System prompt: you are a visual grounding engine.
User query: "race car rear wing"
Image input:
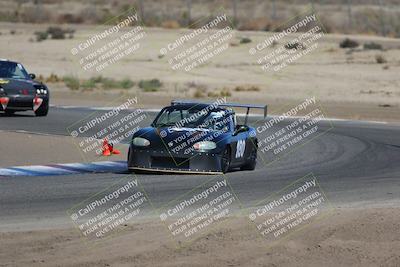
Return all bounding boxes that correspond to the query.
[171,100,267,125]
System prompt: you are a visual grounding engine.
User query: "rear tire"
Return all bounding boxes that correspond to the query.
[221,147,231,174]
[34,103,48,117]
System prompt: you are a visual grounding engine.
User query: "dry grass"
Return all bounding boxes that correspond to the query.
[375,54,387,64]
[161,20,181,29]
[234,85,261,92]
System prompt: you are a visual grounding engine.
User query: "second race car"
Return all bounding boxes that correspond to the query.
[128,100,267,174]
[0,59,49,116]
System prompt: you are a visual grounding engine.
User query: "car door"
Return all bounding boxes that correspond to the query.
[230,127,251,166]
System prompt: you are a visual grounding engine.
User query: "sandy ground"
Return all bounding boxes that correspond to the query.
[1,208,399,267]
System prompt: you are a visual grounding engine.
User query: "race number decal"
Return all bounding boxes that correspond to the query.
[236,139,246,158]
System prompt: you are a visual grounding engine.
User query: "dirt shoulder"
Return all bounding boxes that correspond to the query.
[1,207,399,267]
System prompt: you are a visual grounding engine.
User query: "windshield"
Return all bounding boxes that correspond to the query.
[0,61,30,79]
[153,106,232,131]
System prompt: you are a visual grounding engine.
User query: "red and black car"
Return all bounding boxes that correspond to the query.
[0,59,49,116]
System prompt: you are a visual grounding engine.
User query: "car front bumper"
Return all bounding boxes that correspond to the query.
[128,147,224,174]
[0,95,49,111]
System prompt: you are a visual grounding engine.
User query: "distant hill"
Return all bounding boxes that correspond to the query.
[1,0,400,37]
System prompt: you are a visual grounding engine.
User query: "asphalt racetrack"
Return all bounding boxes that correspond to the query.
[1,106,400,230]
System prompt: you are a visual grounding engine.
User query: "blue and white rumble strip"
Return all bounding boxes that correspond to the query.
[0,161,127,177]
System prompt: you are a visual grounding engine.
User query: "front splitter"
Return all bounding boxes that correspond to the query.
[128,167,223,175]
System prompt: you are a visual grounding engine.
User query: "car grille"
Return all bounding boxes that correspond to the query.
[151,156,189,170]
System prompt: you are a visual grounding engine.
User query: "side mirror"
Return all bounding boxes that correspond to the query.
[233,125,248,136]
[29,73,36,80]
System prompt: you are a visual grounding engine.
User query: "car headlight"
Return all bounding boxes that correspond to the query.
[36,89,47,94]
[132,137,150,147]
[193,141,216,151]
[35,85,48,95]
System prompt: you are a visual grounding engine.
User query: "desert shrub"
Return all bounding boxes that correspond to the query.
[285,42,304,50]
[379,104,392,107]
[46,73,61,83]
[375,54,387,64]
[187,82,208,97]
[180,11,191,27]
[207,91,219,97]
[64,76,135,90]
[85,76,133,89]
[63,76,80,90]
[47,27,75,39]
[193,88,205,98]
[234,85,260,92]
[208,88,232,97]
[90,76,104,83]
[47,27,66,39]
[66,30,75,39]
[34,31,48,42]
[325,47,337,53]
[363,42,383,50]
[161,20,181,29]
[37,74,45,82]
[34,27,74,42]
[119,78,134,89]
[138,79,162,92]
[81,79,96,89]
[234,86,246,92]
[101,78,119,88]
[340,38,359,48]
[240,37,252,44]
[220,88,232,97]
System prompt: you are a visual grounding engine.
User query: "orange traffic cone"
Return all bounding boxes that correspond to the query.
[102,139,111,156]
[108,142,121,155]
[112,145,121,155]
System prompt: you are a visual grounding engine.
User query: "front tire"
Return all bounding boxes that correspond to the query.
[4,109,15,116]
[221,147,231,174]
[34,103,48,117]
[240,147,257,171]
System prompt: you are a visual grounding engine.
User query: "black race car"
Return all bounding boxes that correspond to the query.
[128,100,267,174]
[0,59,49,116]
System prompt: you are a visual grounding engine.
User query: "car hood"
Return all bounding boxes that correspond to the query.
[133,127,230,150]
[0,78,40,95]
